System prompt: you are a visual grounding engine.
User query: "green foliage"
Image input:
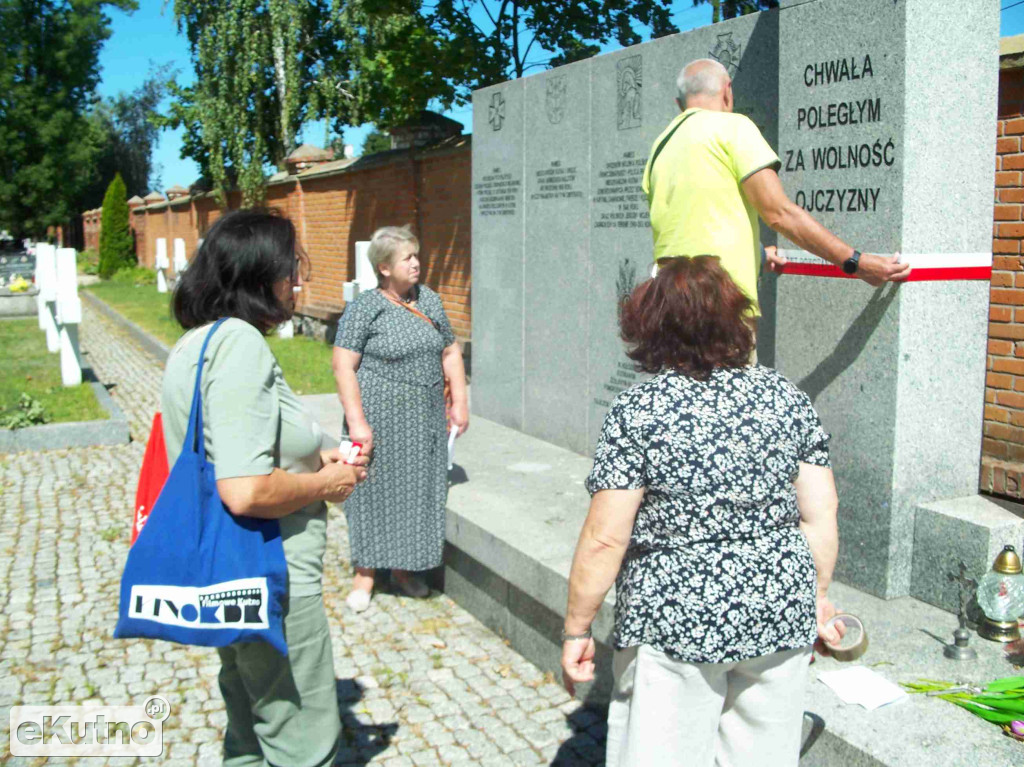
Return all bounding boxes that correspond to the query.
[79,66,171,207]
[109,266,156,286]
[427,1,679,96]
[85,282,184,347]
[361,130,392,156]
[0,394,49,430]
[903,677,1024,735]
[692,0,778,24]
[78,249,100,276]
[165,0,454,205]
[85,283,336,393]
[99,174,134,279]
[0,320,107,425]
[0,0,138,238]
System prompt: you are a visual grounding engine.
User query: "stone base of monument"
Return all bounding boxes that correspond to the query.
[444,418,1024,766]
[0,287,39,318]
[911,496,1024,615]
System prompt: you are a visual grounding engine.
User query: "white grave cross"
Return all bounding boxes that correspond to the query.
[54,247,83,386]
[155,238,169,293]
[35,243,59,353]
[173,238,188,275]
[343,240,378,302]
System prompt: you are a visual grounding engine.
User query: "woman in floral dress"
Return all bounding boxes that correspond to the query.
[561,256,842,767]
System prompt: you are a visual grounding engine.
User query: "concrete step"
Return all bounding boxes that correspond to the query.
[444,417,1024,766]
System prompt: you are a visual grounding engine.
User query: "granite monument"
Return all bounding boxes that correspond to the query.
[472,0,1014,602]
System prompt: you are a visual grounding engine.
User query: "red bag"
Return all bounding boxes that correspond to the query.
[132,412,169,545]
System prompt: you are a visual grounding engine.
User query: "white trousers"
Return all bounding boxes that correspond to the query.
[606,644,812,767]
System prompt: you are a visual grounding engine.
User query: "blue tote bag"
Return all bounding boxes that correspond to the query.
[114,319,289,655]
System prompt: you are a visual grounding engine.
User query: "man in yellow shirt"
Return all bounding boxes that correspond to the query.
[642,59,910,315]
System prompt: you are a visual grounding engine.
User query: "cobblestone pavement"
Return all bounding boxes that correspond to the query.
[0,303,607,766]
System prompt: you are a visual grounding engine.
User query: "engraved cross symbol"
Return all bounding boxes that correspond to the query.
[947,561,977,630]
[710,32,742,77]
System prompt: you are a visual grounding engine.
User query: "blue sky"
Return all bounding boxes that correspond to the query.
[97,1,1024,192]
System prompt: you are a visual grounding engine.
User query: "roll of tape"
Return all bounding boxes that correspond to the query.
[823,613,868,662]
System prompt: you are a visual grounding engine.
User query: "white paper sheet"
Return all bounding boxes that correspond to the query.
[817,666,907,711]
[447,428,458,470]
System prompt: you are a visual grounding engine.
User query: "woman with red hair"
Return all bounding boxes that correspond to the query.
[561,256,842,767]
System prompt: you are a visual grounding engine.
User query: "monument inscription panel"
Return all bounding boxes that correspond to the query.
[472,81,526,430]
[592,151,648,231]
[523,63,592,452]
[473,0,997,602]
[474,168,521,217]
[778,6,904,263]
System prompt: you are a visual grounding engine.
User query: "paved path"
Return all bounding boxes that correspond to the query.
[0,303,606,766]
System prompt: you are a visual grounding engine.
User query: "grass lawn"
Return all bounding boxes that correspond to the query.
[0,319,108,425]
[84,282,337,395]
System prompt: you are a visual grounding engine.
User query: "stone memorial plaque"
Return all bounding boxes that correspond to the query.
[472,80,526,430]
[0,252,35,283]
[772,0,907,596]
[777,0,903,265]
[472,0,998,602]
[770,0,996,596]
[587,15,777,449]
[523,64,592,452]
[586,42,671,450]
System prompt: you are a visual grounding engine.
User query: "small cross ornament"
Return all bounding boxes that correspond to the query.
[945,561,978,661]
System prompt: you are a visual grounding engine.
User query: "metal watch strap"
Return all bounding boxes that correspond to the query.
[561,628,592,642]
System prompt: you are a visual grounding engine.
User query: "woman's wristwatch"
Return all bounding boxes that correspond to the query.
[561,628,592,642]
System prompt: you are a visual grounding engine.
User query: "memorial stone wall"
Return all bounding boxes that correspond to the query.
[472,0,1002,601]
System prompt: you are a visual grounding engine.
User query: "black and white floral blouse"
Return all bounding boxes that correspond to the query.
[586,365,831,664]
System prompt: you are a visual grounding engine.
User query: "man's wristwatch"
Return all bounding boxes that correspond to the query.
[842,250,861,275]
[561,628,592,642]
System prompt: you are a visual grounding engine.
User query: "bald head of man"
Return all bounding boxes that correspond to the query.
[675,59,734,113]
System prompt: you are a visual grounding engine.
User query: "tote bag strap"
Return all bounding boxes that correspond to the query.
[183,318,229,460]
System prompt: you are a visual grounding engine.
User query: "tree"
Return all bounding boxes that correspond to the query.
[78,66,170,210]
[361,130,392,156]
[692,0,778,24]
[426,0,678,98]
[0,0,137,239]
[98,173,134,278]
[166,0,454,206]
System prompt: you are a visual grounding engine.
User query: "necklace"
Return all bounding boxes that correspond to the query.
[381,286,414,304]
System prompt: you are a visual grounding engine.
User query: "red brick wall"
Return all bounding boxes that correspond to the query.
[113,144,472,341]
[82,210,101,252]
[982,63,1024,495]
[418,149,472,338]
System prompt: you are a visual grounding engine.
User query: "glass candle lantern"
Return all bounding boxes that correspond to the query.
[976,545,1024,643]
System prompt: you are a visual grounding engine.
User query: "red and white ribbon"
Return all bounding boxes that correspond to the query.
[777,250,992,281]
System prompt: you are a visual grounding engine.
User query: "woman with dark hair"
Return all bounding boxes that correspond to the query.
[163,209,368,766]
[561,256,842,767]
